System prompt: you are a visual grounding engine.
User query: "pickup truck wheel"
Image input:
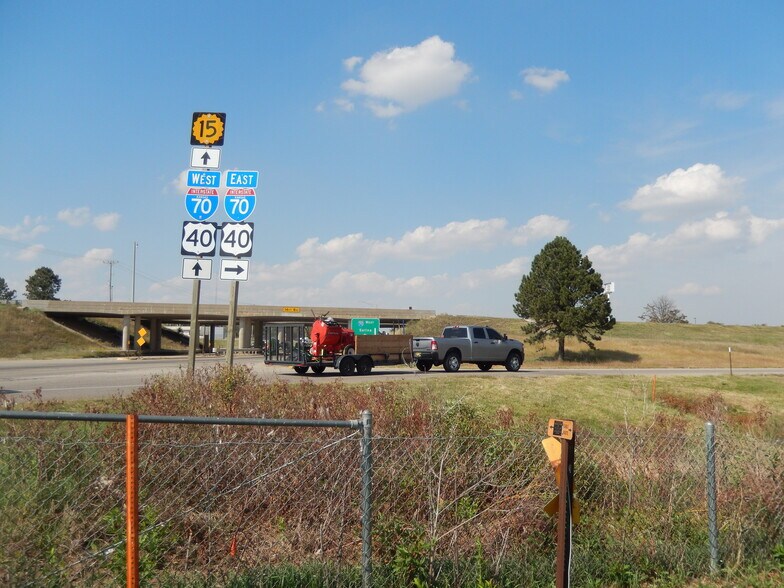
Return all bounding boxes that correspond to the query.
[311,365,326,374]
[505,351,522,372]
[415,360,433,372]
[338,356,356,376]
[293,366,309,375]
[443,351,461,373]
[477,362,492,371]
[357,356,373,375]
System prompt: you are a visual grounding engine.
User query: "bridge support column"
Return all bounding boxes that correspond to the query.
[209,325,216,352]
[253,320,263,349]
[122,315,131,351]
[133,316,142,351]
[239,318,251,349]
[150,318,162,353]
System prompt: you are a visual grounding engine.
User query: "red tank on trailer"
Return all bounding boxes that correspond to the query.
[309,316,355,358]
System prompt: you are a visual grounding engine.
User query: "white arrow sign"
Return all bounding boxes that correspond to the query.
[220,259,249,281]
[191,147,221,169]
[182,258,212,280]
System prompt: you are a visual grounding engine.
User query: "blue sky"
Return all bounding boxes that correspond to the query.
[2,1,783,324]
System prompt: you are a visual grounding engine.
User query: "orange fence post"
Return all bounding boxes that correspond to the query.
[126,414,139,588]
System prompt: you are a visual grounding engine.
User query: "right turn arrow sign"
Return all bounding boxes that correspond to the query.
[220,259,249,281]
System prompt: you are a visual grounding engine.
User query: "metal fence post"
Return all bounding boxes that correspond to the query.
[705,421,719,574]
[126,414,139,588]
[360,410,373,588]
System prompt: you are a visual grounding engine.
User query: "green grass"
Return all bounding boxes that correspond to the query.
[0,304,108,359]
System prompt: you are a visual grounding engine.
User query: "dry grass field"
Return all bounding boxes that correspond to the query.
[407,314,784,368]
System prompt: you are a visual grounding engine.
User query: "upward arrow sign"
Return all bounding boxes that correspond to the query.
[192,261,202,276]
[200,152,211,165]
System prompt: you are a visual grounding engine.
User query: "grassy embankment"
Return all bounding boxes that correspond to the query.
[408,314,784,368]
[0,304,187,359]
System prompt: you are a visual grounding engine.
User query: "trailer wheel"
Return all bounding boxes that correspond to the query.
[293,366,309,375]
[357,356,373,376]
[311,365,326,374]
[415,360,433,372]
[338,356,356,376]
[343,346,355,355]
[443,351,461,372]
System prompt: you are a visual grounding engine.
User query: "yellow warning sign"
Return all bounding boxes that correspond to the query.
[282,307,301,313]
[191,112,226,146]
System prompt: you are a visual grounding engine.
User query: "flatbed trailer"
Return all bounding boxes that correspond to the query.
[263,322,413,376]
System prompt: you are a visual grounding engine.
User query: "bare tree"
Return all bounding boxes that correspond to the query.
[639,295,689,323]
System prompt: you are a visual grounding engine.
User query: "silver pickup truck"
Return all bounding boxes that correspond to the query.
[412,326,524,372]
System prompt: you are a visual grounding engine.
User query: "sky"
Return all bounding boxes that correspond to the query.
[1,1,783,325]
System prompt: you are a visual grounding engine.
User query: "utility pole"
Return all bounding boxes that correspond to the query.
[104,259,119,302]
[131,242,138,302]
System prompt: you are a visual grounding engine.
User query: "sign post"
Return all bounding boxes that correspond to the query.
[542,418,577,588]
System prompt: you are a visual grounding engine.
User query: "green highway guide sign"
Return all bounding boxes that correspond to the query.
[350,318,380,335]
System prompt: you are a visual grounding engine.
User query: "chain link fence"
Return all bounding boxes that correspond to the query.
[1,412,782,586]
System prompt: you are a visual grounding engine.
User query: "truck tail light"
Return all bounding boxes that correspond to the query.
[431,340,438,351]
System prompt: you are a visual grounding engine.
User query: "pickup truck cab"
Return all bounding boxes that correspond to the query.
[412,326,524,372]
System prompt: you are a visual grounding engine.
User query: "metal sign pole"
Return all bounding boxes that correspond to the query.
[226,280,239,368]
[187,279,201,376]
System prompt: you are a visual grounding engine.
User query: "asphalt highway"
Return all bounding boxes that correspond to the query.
[2,355,783,403]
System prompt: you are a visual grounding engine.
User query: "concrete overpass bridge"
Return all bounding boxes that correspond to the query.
[20,300,436,353]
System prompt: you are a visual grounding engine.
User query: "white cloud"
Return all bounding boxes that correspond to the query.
[461,257,528,289]
[341,36,472,117]
[509,89,523,101]
[57,207,91,227]
[511,215,570,245]
[622,163,743,221]
[168,170,189,194]
[588,210,784,270]
[765,97,784,121]
[343,56,363,72]
[17,244,45,261]
[0,216,49,241]
[93,212,120,231]
[334,98,355,112]
[701,91,751,111]
[748,215,784,244]
[315,102,326,113]
[295,216,568,266]
[521,67,570,93]
[55,248,115,299]
[669,282,722,296]
[57,207,119,231]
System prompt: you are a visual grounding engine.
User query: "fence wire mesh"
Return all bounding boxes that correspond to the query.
[1,415,782,587]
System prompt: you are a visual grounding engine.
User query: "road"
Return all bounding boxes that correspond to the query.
[2,356,783,403]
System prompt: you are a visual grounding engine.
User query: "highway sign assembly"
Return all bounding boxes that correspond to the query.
[224,189,256,222]
[350,318,380,335]
[184,188,219,221]
[225,170,259,188]
[191,147,221,169]
[181,222,218,256]
[182,258,213,280]
[220,222,254,257]
[191,112,226,146]
[220,259,249,281]
[187,170,221,188]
